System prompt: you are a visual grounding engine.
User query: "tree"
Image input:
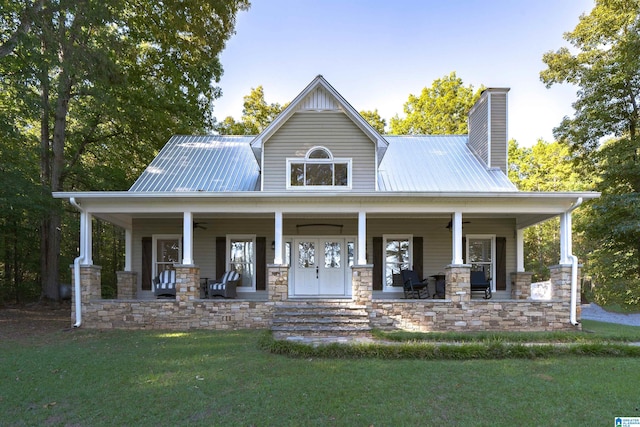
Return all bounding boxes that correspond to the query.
[215,86,283,135]
[1,0,250,300]
[0,0,43,58]
[359,109,386,134]
[508,139,591,280]
[389,72,483,135]
[540,0,640,291]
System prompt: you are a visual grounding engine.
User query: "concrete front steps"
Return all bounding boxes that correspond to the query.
[272,300,372,340]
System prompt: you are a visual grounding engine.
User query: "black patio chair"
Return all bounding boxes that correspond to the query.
[470,270,492,299]
[401,270,430,299]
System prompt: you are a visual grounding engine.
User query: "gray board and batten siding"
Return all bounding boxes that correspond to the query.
[467,88,509,175]
[262,111,377,191]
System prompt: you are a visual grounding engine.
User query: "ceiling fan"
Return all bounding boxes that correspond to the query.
[193,221,208,230]
[445,220,471,230]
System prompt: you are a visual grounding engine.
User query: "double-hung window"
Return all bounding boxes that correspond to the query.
[287,147,351,189]
[152,235,181,277]
[466,235,495,288]
[383,235,412,289]
[228,235,256,290]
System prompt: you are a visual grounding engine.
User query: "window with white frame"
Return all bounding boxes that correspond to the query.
[287,146,351,189]
[228,235,256,290]
[466,235,495,286]
[152,235,182,277]
[383,235,412,289]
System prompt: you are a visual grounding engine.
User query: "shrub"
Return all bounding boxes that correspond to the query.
[592,277,640,311]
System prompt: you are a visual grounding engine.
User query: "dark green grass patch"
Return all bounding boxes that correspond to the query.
[263,321,640,360]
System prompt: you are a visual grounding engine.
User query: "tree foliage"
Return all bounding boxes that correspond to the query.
[540,0,640,292]
[215,86,283,135]
[389,72,483,135]
[508,139,593,280]
[0,0,249,301]
[359,109,386,134]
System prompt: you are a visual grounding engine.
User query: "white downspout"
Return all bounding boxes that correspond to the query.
[566,197,583,326]
[69,197,85,328]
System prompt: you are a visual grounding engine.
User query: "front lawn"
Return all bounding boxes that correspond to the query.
[1,322,638,426]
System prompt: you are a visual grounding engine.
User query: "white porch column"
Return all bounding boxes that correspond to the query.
[559,212,571,265]
[124,228,132,271]
[274,210,283,265]
[84,211,93,265]
[451,212,464,265]
[182,211,194,265]
[357,211,367,265]
[516,228,525,272]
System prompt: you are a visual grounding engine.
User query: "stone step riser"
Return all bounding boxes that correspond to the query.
[272,302,372,339]
[275,311,369,317]
[273,318,369,325]
[272,324,371,331]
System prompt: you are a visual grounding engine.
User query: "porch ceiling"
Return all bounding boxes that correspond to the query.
[56,190,599,230]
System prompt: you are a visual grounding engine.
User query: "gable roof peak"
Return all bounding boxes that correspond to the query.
[249,75,389,166]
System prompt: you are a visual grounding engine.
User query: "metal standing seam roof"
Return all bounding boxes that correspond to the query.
[129,135,259,192]
[378,136,517,192]
[129,134,517,193]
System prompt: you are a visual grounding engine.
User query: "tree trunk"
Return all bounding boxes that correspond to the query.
[12,220,21,303]
[41,76,72,300]
[39,36,56,299]
[39,14,75,299]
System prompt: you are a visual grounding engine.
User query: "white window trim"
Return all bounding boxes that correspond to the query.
[227,234,257,292]
[382,234,413,292]
[152,234,182,278]
[465,234,496,291]
[286,146,352,190]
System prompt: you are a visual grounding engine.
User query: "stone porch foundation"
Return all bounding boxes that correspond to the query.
[75,264,580,332]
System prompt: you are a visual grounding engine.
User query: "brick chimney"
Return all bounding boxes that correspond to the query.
[467,88,510,174]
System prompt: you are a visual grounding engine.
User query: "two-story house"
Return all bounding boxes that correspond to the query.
[54,75,599,336]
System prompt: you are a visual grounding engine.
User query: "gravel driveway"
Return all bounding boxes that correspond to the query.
[581,303,640,326]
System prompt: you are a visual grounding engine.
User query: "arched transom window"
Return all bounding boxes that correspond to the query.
[287,147,351,188]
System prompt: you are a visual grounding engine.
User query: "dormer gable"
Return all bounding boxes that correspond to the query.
[250,75,388,168]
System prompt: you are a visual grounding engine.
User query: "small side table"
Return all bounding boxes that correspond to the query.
[199,277,209,298]
[430,274,446,299]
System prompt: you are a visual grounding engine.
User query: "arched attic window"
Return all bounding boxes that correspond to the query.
[287,146,351,189]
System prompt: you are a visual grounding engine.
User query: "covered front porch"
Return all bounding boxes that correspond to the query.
[59,191,590,333]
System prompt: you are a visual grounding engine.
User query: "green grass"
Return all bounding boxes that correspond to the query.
[2,323,640,426]
[370,319,640,344]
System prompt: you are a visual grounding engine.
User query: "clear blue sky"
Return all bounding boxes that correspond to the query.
[213,0,594,147]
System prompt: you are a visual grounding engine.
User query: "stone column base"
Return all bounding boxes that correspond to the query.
[70,264,102,325]
[175,264,200,303]
[268,265,290,302]
[510,272,533,300]
[445,264,471,303]
[117,271,138,299]
[352,265,373,307]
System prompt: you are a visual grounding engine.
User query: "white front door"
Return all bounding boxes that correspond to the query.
[292,238,348,297]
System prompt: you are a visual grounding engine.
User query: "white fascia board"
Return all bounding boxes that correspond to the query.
[53,191,599,216]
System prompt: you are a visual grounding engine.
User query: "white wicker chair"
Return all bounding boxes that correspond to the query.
[207,271,240,298]
[153,270,177,298]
